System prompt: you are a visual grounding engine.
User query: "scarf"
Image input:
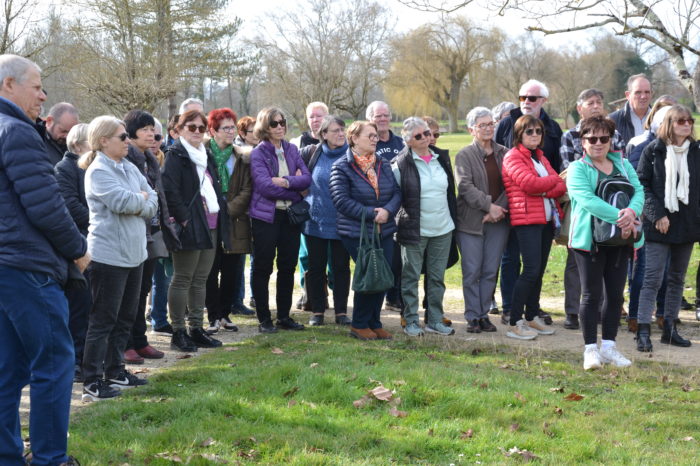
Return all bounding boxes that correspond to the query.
[321,142,348,159]
[180,138,219,215]
[664,139,690,213]
[352,150,379,198]
[208,138,234,193]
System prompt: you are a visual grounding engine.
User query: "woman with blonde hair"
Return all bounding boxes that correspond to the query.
[80,116,158,401]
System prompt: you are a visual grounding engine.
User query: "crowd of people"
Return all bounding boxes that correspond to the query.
[1,53,699,464]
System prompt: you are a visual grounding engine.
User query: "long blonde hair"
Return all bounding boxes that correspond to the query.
[78,116,125,169]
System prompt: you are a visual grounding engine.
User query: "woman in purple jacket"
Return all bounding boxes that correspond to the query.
[250,107,312,333]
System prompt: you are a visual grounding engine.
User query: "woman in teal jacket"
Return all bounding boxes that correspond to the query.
[567,116,643,371]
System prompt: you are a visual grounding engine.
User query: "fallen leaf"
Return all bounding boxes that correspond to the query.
[613,441,622,447]
[283,386,299,398]
[228,363,237,367]
[197,453,228,463]
[681,384,693,392]
[155,452,183,463]
[500,446,538,461]
[510,423,520,432]
[388,397,402,407]
[682,436,695,442]
[549,387,564,393]
[460,429,474,439]
[428,428,434,436]
[471,348,481,356]
[249,436,257,443]
[542,423,554,438]
[176,354,192,359]
[661,375,669,384]
[370,385,394,401]
[554,407,563,415]
[479,383,488,390]
[271,347,284,354]
[500,364,512,369]
[199,437,216,447]
[564,392,584,401]
[309,362,319,368]
[353,395,371,408]
[393,380,406,386]
[389,407,407,417]
[132,368,149,374]
[426,353,436,360]
[584,411,595,416]
[225,347,240,351]
[287,400,298,407]
[514,392,526,403]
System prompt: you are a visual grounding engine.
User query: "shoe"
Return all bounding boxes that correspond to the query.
[425,322,455,336]
[599,344,632,367]
[403,322,424,337]
[537,309,553,325]
[500,311,510,325]
[258,320,278,333]
[681,296,693,310]
[150,323,173,336]
[656,315,664,329]
[489,300,500,315]
[124,348,144,365]
[506,320,538,340]
[62,455,81,465]
[171,328,198,352]
[636,323,653,352]
[660,318,691,347]
[136,345,164,359]
[479,317,497,332]
[190,327,223,348]
[309,314,324,326]
[527,316,555,335]
[583,346,602,370]
[74,365,84,383]
[384,301,402,312]
[82,379,121,402]
[249,298,256,309]
[220,317,239,332]
[335,315,351,325]
[350,327,377,340]
[400,316,407,328]
[564,314,580,330]
[277,317,305,330]
[627,318,638,333]
[371,328,393,340]
[206,320,220,335]
[295,294,312,311]
[466,319,481,333]
[231,303,255,316]
[107,369,148,389]
[422,315,453,327]
[696,307,700,321]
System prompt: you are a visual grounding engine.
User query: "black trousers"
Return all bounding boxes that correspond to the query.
[65,268,92,365]
[251,210,301,324]
[306,235,350,314]
[206,242,244,322]
[127,257,156,350]
[510,224,553,325]
[574,247,631,345]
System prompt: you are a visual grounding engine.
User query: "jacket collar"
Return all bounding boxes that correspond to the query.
[0,96,37,126]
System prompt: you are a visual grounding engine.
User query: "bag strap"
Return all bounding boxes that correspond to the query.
[371,221,381,248]
[358,209,367,250]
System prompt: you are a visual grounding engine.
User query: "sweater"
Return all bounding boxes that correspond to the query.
[375,130,405,161]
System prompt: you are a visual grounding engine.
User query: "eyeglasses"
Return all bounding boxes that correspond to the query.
[519,96,543,102]
[433,132,440,139]
[245,130,254,134]
[373,113,390,119]
[326,128,345,135]
[475,122,495,130]
[366,133,379,141]
[184,124,207,133]
[154,134,162,142]
[413,130,432,141]
[674,118,695,126]
[219,125,237,133]
[583,135,611,144]
[270,119,286,128]
[524,128,543,136]
[115,133,129,141]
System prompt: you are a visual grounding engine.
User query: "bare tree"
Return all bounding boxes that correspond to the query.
[0,0,52,57]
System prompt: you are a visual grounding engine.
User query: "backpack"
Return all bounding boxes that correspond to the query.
[592,172,637,246]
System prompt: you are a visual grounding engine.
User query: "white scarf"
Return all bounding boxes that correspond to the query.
[180,137,220,215]
[664,139,690,213]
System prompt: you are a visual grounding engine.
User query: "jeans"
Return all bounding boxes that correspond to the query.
[205,241,244,322]
[384,241,403,307]
[65,268,91,365]
[234,254,247,307]
[306,235,350,314]
[563,249,581,317]
[574,247,631,345]
[627,245,667,320]
[510,224,553,325]
[638,241,693,324]
[82,261,143,384]
[150,258,171,329]
[251,211,301,323]
[0,265,74,466]
[457,223,510,321]
[341,235,394,329]
[128,257,156,350]
[499,229,521,314]
[401,232,452,326]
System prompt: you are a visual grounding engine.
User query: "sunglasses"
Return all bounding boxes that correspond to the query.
[583,135,611,144]
[433,132,440,139]
[674,118,695,126]
[115,132,128,141]
[154,134,162,142]
[185,124,207,133]
[524,128,543,136]
[519,96,542,102]
[413,130,432,141]
[270,119,286,129]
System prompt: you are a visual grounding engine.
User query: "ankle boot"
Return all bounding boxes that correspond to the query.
[660,318,691,347]
[636,323,653,352]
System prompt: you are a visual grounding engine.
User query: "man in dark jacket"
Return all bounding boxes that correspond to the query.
[367,100,405,162]
[0,54,89,465]
[608,73,652,145]
[39,102,79,166]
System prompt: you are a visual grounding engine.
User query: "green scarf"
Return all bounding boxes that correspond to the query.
[209,138,234,193]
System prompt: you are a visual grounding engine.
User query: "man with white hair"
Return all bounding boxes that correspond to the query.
[40,102,79,166]
[179,97,204,114]
[366,100,404,161]
[291,101,329,150]
[0,54,88,465]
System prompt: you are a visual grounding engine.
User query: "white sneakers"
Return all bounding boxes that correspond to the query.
[583,346,602,370]
[583,343,632,370]
[506,319,538,340]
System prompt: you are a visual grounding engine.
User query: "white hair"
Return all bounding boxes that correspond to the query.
[519,79,549,98]
[365,100,390,120]
[306,101,328,116]
[466,107,493,128]
[178,97,204,114]
[0,54,41,88]
[401,117,428,143]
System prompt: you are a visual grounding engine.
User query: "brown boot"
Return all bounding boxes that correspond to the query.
[350,327,377,340]
[656,316,664,329]
[371,328,393,340]
[627,318,638,333]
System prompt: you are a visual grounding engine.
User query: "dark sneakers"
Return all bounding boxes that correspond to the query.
[309,314,324,326]
[276,317,305,330]
[190,327,223,348]
[171,328,198,352]
[335,315,351,325]
[107,369,148,390]
[82,378,121,402]
[538,309,553,325]
[151,323,174,336]
[478,317,497,332]
[231,303,255,316]
[564,314,580,330]
[466,319,481,333]
[259,320,278,333]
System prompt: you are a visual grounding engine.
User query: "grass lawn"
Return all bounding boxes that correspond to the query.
[68,330,700,464]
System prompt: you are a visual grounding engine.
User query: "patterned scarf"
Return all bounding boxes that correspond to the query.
[209,138,234,193]
[353,150,379,198]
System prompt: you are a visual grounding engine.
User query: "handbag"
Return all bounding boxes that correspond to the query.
[351,211,394,294]
[147,229,170,259]
[287,199,311,225]
[592,172,639,246]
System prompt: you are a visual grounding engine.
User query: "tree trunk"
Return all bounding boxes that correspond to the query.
[693,63,700,113]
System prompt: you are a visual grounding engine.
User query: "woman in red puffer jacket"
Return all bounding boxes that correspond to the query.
[502,114,566,341]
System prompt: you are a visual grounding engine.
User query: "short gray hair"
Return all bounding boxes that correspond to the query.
[318,115,345,143]
[153,117,163,134]
[519,79,549,98]
[365,100,390,120]
[576,89,604,106]
[48,102,78,120]
[66,123,89,154]
[466,107,493,128]
[0,54,41,88]
[627,73,651,90]
[491,102,515,122]
[179,97,204,114]
[401,117,428,143]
